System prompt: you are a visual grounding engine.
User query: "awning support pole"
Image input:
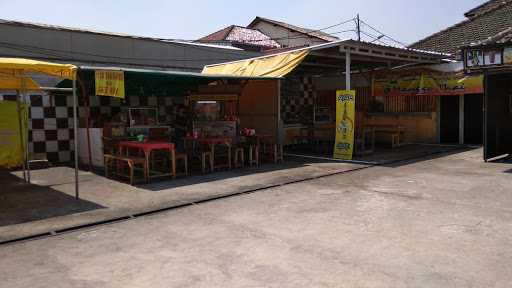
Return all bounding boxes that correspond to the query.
[345,50,351,90]
[15,89,26,182]
[459,94,464,145]
[72,78,79,199]
[21,75,30,183]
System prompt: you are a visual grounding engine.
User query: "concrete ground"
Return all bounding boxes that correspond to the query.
[0,155,367,243]
[1,148,511,287]
[286,143,461,164]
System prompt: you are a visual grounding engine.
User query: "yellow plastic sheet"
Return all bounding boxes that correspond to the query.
[0,101,27,168]
[0,58,77,80]
[0,73,40,90]
[202,49,309,77]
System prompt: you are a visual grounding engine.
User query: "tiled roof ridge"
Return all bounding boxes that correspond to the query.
[476,26,512,45]
[465,0,511,17]
[410,0,512,48]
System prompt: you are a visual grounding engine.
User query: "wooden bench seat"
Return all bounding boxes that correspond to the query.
[104,154,147,185]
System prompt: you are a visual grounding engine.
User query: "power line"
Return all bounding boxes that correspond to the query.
[359,31,388,46]
[199,17,357,44]
[359,19,408,47]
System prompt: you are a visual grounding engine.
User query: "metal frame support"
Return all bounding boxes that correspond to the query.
[459,94,465,145]
[20,74,31,183]
[345,50,351,90]
[15,89,27,182]
[277,79,283,146]
[72,78,79,199]
[436,97,441,143]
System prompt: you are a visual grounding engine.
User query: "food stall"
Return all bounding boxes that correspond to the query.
[64,66,281,184]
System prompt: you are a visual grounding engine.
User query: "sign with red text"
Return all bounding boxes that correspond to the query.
[95,70,125,99]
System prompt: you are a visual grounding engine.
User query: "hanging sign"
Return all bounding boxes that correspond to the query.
[373,73,483,97]
[0,101,27,168]
[95,70,125,99]
[465,47,512,69]
[333,90,356,160]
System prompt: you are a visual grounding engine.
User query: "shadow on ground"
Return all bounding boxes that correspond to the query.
[285,143,473,167]
[141,160,309,192]
[0,172,105,226]
[488,155,512,173]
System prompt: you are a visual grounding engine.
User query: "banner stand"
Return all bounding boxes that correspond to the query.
[333,90,356,160]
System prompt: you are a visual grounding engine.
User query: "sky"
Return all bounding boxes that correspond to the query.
[0,0,486,45]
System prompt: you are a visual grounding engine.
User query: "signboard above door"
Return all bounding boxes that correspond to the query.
[464,45,512,71]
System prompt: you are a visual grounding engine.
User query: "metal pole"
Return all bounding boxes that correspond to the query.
[78,76,93,171]
[459,94,465,145]
[73,78,79,199]
[15,89,27,182]
[21,75,30,183]
[356,14,361,42]
[345,50,351,90]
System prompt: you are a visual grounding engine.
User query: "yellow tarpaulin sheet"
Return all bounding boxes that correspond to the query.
[0,58,77,80]
[333,90,356,160]
[0,101,27,168]
[202,49,310,77]
[0,74,40,90]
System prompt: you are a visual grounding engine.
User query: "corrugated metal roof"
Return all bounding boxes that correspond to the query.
[204,39,446,71]
[0,18,241,51]
[80,65,278,79]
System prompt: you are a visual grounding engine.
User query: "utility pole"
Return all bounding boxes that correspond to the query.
[356,14,361,41]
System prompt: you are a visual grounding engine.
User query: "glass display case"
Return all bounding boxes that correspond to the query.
[193,101,220,121]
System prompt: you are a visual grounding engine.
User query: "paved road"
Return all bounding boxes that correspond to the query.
[1,149,512,287]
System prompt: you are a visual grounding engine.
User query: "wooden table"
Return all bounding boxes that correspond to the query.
[118,141,176,181]
[366,125,405,148]
[184,136,232,170]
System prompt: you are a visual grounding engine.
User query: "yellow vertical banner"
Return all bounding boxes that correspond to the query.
[95,70,125,99]
[333,90,356,160]
[0,101,27,168]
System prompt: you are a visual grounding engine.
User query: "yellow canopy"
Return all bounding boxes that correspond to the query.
[202,49,310,77]
[0,58,77,80]
[0,73,40,90]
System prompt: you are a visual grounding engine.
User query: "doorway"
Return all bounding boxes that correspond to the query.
[440,96,459,143]
[464,94,483,145]
[484,72,512,160]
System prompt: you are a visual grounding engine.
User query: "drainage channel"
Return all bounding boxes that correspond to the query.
[0,147,462,247]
